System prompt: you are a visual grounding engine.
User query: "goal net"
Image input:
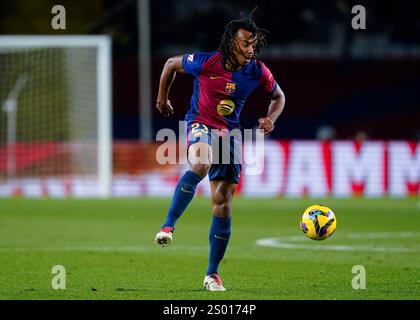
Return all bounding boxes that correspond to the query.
[0,36,112,197]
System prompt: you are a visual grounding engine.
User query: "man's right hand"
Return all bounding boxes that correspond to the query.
[156,99,174,117]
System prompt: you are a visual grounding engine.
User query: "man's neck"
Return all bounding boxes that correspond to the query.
[224,58,242,71]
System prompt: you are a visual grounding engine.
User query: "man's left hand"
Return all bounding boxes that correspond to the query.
[258,117,274,135]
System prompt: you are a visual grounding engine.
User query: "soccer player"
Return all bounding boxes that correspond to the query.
[154,13,285,291]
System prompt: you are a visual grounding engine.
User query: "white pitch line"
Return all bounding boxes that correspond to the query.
[346,231,420,239]
[1,232,419,254]
[256,232,420,253]
[0,244,208,253]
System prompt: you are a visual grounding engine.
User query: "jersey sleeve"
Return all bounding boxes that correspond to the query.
[182,52,209,77]
[260,62,279,99]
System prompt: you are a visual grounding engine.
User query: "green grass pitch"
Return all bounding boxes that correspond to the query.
[0,197,419,300]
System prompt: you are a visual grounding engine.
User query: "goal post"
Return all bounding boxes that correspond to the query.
[0,36,112,198]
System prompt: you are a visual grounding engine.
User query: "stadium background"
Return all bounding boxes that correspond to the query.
[0,0,419,302]
[0,0,419,197]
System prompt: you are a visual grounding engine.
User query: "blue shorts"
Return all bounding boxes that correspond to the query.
[186,122,242,184]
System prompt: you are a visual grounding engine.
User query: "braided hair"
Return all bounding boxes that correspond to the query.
[219,7,268,69]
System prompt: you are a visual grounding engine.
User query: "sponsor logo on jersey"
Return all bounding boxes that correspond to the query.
[216,99,235,116]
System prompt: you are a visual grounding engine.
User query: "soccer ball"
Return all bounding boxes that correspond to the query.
[300,205,336,240]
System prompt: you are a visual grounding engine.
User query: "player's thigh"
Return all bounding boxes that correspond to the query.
[187,142,212,177]
[187,122,213,166]
[188,142,212,165]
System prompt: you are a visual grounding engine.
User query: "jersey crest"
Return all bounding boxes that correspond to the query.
[225,82,236,94]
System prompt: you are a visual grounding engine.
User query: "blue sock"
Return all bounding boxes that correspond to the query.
[162,170,202,229]
[207,216,231,275]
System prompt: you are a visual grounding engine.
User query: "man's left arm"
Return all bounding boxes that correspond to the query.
[258,86,285,135]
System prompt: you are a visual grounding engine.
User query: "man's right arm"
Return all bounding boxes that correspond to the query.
[156,55,184,117]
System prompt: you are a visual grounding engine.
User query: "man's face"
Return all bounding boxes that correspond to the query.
[232,28,258,66]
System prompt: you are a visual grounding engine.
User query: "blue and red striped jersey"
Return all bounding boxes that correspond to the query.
[182,51,278,130]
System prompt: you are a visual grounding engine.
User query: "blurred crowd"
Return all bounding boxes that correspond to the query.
[149,0,420,56]
[1,0,419,140]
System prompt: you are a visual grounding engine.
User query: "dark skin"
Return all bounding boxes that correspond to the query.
[156,28,286,217]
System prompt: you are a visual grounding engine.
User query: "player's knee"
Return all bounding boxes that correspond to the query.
[190,163,210,179]
[212,201,232,217]
[212,193,232,217]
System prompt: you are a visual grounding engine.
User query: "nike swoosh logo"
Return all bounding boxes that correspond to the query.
[210,76,221,80]
[180,186,193,193]
[214,235,228,241]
